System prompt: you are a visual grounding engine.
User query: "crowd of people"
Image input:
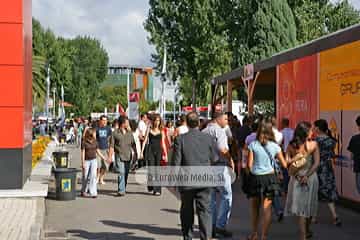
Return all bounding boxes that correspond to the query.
[55,112,360,240]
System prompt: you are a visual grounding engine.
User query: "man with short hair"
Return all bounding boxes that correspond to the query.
[172,112,215,240]
[280,118,294,151]
[96,115,112,184]
[202,112,234,238]
[110,116,135,196]
[348,116,360,194]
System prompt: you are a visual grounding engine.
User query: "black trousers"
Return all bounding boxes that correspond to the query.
[180,188,212,240]
[147,149,162,194]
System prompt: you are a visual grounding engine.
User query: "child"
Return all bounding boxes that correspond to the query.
[81,128,106,198]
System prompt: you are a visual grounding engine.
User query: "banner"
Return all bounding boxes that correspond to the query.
[277,54,318,128]
[320,41,360,202]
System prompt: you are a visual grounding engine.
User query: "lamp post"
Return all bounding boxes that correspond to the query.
[160,45,167,120]
[52,87,56,119]
[45,64,50,133]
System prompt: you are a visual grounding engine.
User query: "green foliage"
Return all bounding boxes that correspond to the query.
[145,0,232,105]
[139,99,158,113]
[248,0,297,62]
[93,86,127,113]
[32,18,109,116]
[327,0,360,32]
[290,0,360,44]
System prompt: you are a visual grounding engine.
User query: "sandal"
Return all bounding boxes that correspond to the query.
[247,233,258,240]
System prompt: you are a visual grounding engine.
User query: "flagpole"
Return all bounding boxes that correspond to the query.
[127,68,130,116]
[46,64,50,134]
[161,45,167,120]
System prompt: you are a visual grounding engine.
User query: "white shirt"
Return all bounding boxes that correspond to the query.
[273,127,283,145]
[281,127,294,151]
[224,125,233,139]
[138,120,147,137]
[178,125,189,135]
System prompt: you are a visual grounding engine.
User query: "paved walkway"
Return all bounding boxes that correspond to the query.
[44,145,360,240]
[0,198,40,240]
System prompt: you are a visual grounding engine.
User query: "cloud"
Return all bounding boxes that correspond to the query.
[32,0,154,66]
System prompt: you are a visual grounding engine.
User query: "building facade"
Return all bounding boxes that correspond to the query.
[104,64,154,101]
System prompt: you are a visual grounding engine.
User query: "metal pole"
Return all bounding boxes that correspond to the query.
[173,90,176,126]
[161,75,165,119]
[46,64,50,133]
[127,68,130,116]
[53,87,56,118]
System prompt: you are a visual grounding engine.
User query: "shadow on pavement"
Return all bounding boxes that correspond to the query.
[101,220,182,237]
[161,208,179,214]
[68,229,154,240]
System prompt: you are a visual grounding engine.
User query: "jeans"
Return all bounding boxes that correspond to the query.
[118,160,131,193]
[211,167,232,229]
[81,159,97,196]
[356,172,360,194]
[272,195,283,215]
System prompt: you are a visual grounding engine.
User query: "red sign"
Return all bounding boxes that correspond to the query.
[243,64,254,81]
[129,92,140,102]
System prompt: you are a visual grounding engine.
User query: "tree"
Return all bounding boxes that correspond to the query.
[327,0,360,32]
[93,86,127,112]
[145,0,232,106]
[248,0,298,62]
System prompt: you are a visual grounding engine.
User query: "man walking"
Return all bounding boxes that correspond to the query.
[171,112,215,240]
[202,112,234,238]
[348,115,360,194]
[110,116,135,196]
[96,115,112,184]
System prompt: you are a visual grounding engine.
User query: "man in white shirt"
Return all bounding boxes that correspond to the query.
[270,116,283,145]
[138,114,148,138]
[280,118,294,151]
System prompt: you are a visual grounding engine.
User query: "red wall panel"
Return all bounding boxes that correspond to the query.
[0,24,23,65]
[0,107,24,148]
[277,54,319,128]
[0,1,22,23]
[0,66,24,107]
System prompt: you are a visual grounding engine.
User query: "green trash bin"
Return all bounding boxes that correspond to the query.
[53,168,79,201]
[53,151,69,168]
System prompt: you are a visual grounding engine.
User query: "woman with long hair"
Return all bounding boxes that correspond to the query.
[285,122,320,240]
[81,128,107,198]
[247,120,287,240]
[313,119,341,226]
[142,114,167,195]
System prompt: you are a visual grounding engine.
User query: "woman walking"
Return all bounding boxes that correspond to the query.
[142,114,167,195]
[313,119,341,226]
[81,128,107,198]
[247,121,287,240]
[285,122,320,240]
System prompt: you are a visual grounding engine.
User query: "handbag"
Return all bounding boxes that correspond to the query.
[288,153,307,176]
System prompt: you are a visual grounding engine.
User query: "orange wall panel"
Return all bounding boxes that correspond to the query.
[277,54,319,128]
[0,1,22,23]
[319,40,360,111]
[0,66,24,107]
[0,24,23,65]
[0,107,24,148]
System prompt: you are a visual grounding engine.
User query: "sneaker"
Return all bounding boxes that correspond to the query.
[215,227,233,238]
[117,192,125,197]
